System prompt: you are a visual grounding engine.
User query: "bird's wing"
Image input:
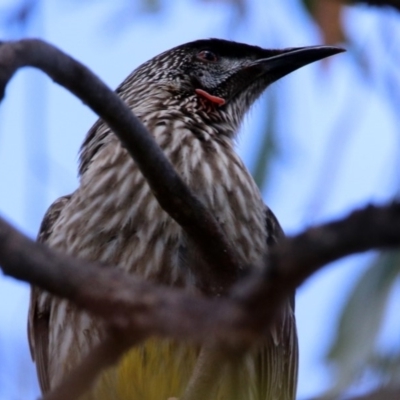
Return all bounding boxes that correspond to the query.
[28,195,71,393]
[255,305,298,400]
[257,206,299,400]
[265,207,294,310]
[265,206,285,246]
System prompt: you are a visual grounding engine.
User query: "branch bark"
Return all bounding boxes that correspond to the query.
[2,204,400,397]
[232,203,400,332]
[2,203,400,346]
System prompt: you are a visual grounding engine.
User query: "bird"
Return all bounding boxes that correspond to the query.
[28,38,342,400]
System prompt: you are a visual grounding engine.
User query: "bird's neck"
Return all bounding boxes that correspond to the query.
[77,110,266,275]
[119,78,241,137]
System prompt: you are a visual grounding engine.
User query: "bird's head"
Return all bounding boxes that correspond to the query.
[122,39,344,135]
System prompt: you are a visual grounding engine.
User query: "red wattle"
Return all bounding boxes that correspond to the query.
[195,88,226,106]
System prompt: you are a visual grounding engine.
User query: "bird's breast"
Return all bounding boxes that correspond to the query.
[49,119,267,285]
[40,116,270,393]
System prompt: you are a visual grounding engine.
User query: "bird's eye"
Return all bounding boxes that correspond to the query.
[197,50,218,62]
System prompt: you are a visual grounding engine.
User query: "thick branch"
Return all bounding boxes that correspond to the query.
[2,203,400,398]
[235,203,400,331]
[0,39,239,294]
[2,204,400,345]
[0,215,247,344]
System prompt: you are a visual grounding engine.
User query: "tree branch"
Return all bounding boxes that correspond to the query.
[2,204,400,397]
[341,385,400,400]
[232,203,400,332]
[347,0,400,12]
[0,38,239,295]
[0,215,246,344]
[2,203,400,346]
[1,202,400,398]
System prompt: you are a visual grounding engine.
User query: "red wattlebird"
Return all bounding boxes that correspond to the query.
[28,39,343,400]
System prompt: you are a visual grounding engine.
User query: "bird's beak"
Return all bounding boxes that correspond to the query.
[251,45,345,82]
[210,45,344,107]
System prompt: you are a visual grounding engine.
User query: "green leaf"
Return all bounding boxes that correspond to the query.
[326,251,400,394]
[252,89,279,192]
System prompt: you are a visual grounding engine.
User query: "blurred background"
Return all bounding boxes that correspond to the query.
[0,0,400,399]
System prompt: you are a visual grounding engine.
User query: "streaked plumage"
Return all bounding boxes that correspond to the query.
[28,39,341,399]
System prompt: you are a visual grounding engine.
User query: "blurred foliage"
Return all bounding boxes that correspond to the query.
[348,0,400,11]
[327,251,400,394]
[302,0,346,45]
[1,0,399,31]
[0,0,37,31]
[1,0,400,398]
[252,88,279,191]
[139,0,162,12]
[303,0,400,395]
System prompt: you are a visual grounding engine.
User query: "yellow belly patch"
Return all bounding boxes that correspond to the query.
[86,339,198,400]
[81,338,261,400]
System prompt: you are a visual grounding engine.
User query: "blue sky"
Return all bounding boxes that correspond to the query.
[0,1,399,399]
